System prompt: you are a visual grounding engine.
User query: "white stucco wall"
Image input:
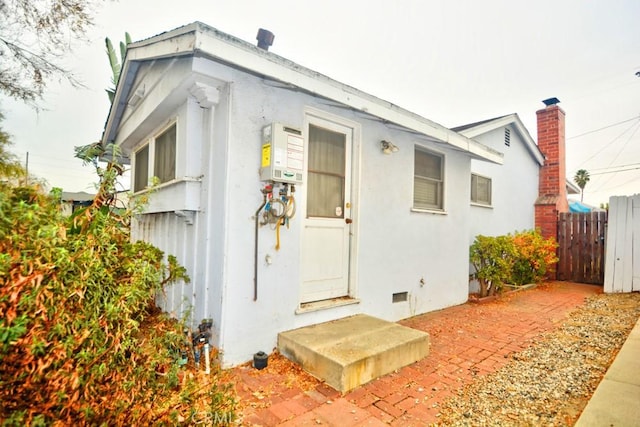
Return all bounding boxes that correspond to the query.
[468,126,539,243]
[204,60,474,366]
[122,55,480,367]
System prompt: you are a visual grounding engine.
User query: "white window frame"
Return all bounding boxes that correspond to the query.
[413,146,445,212]
[471,173,492,207]
[132,121,177,194]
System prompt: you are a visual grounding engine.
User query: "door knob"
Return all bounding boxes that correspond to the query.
[345,218,353,224]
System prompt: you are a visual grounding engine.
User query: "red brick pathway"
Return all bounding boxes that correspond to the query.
[231,282,601,426]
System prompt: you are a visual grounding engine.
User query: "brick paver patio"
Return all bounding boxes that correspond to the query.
[231,281,601,426]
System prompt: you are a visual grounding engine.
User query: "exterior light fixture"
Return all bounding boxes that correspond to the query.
[381,140,399,155]
[128,86,146,107]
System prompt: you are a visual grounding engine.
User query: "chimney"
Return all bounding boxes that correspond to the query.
[535,97,568,244]
[256,29,275,51]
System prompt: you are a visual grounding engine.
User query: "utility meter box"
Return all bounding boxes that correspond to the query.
[260,123,304,184]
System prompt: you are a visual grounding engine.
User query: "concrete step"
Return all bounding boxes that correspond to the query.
[278,314,430,393]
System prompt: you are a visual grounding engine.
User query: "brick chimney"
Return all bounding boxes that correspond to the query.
[535,97,568,242]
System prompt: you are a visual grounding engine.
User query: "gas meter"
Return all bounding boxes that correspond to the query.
[260,123,304,184]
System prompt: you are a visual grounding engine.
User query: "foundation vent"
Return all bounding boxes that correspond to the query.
[392,292,408,303]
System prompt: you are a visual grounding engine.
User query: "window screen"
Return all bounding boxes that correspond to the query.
[414,148,444,210]
[471,174,492,205]
[134,145,149,193]
[307,124,346,218]
[154,124,176,184]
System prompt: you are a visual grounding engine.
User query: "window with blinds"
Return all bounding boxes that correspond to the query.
[471,173,492,205]
[414,147,444,210]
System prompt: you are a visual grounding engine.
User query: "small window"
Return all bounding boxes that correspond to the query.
[132,122,177,193]
[471,174,492,205]
[133,145,149,193]
[154,124,176,184]
[414,147,444,210]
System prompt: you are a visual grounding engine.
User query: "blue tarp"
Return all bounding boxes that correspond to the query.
[569,200,592,213]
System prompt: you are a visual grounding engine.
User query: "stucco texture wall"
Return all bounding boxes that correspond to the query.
[215,64,474,366]
[468,125,538,243]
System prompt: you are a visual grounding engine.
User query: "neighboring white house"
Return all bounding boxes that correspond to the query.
[453,114,544,243]
[455,110,581,291]
[60,191,95,217]
[101,22,515,367]
[455,114,582,243]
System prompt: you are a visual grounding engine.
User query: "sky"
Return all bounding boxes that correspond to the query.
[2,0,639,207]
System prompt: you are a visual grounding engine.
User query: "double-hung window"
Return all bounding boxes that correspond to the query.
[471,173,492,206]
[414,147,444,210]
[133,123,177,193]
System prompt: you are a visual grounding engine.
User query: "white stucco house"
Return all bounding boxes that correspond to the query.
[454,110,581,292]
[453,114,544,243]
[453,113,581,244]
[60,191,95,217]
[101,22,520,367]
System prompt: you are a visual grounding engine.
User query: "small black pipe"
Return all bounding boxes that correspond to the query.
[253,190,268,301]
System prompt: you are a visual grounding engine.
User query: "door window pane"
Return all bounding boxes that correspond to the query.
[307,124,346,218]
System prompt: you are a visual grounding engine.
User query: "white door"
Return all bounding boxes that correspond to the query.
[301,117,353,303]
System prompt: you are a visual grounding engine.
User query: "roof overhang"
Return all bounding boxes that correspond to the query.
[102,22,503,164]
[566,179,581,195]
[455,113,543,165]
[455,114,581,195]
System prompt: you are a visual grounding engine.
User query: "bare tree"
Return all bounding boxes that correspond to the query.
[0,0,104,106]
[0,112,25,180]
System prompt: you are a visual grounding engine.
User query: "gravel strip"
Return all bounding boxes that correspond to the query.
[437,292,640,426]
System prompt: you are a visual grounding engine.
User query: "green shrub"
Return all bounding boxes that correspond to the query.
[469,235,515,297]
[0,173,236,425]
[470,230,559,297]
[510,230,559,285]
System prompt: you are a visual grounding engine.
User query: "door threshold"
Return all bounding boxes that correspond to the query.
[296,296,360,314]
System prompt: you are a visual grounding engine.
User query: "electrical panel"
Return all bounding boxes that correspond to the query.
[260,123,304,184]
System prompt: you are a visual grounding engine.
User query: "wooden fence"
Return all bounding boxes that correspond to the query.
[557,211,607,284]
[604,195,640,292]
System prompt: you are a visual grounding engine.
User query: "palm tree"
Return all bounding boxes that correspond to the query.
[574,169,590,202]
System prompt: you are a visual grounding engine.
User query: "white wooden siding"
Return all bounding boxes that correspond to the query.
[132,212,198,317]
[604,194,640,292]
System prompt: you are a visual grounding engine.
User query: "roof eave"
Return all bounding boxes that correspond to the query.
[102,22,503,164]
[566,179,581,195]
[101,24,200,146]
[458,114,543,165]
